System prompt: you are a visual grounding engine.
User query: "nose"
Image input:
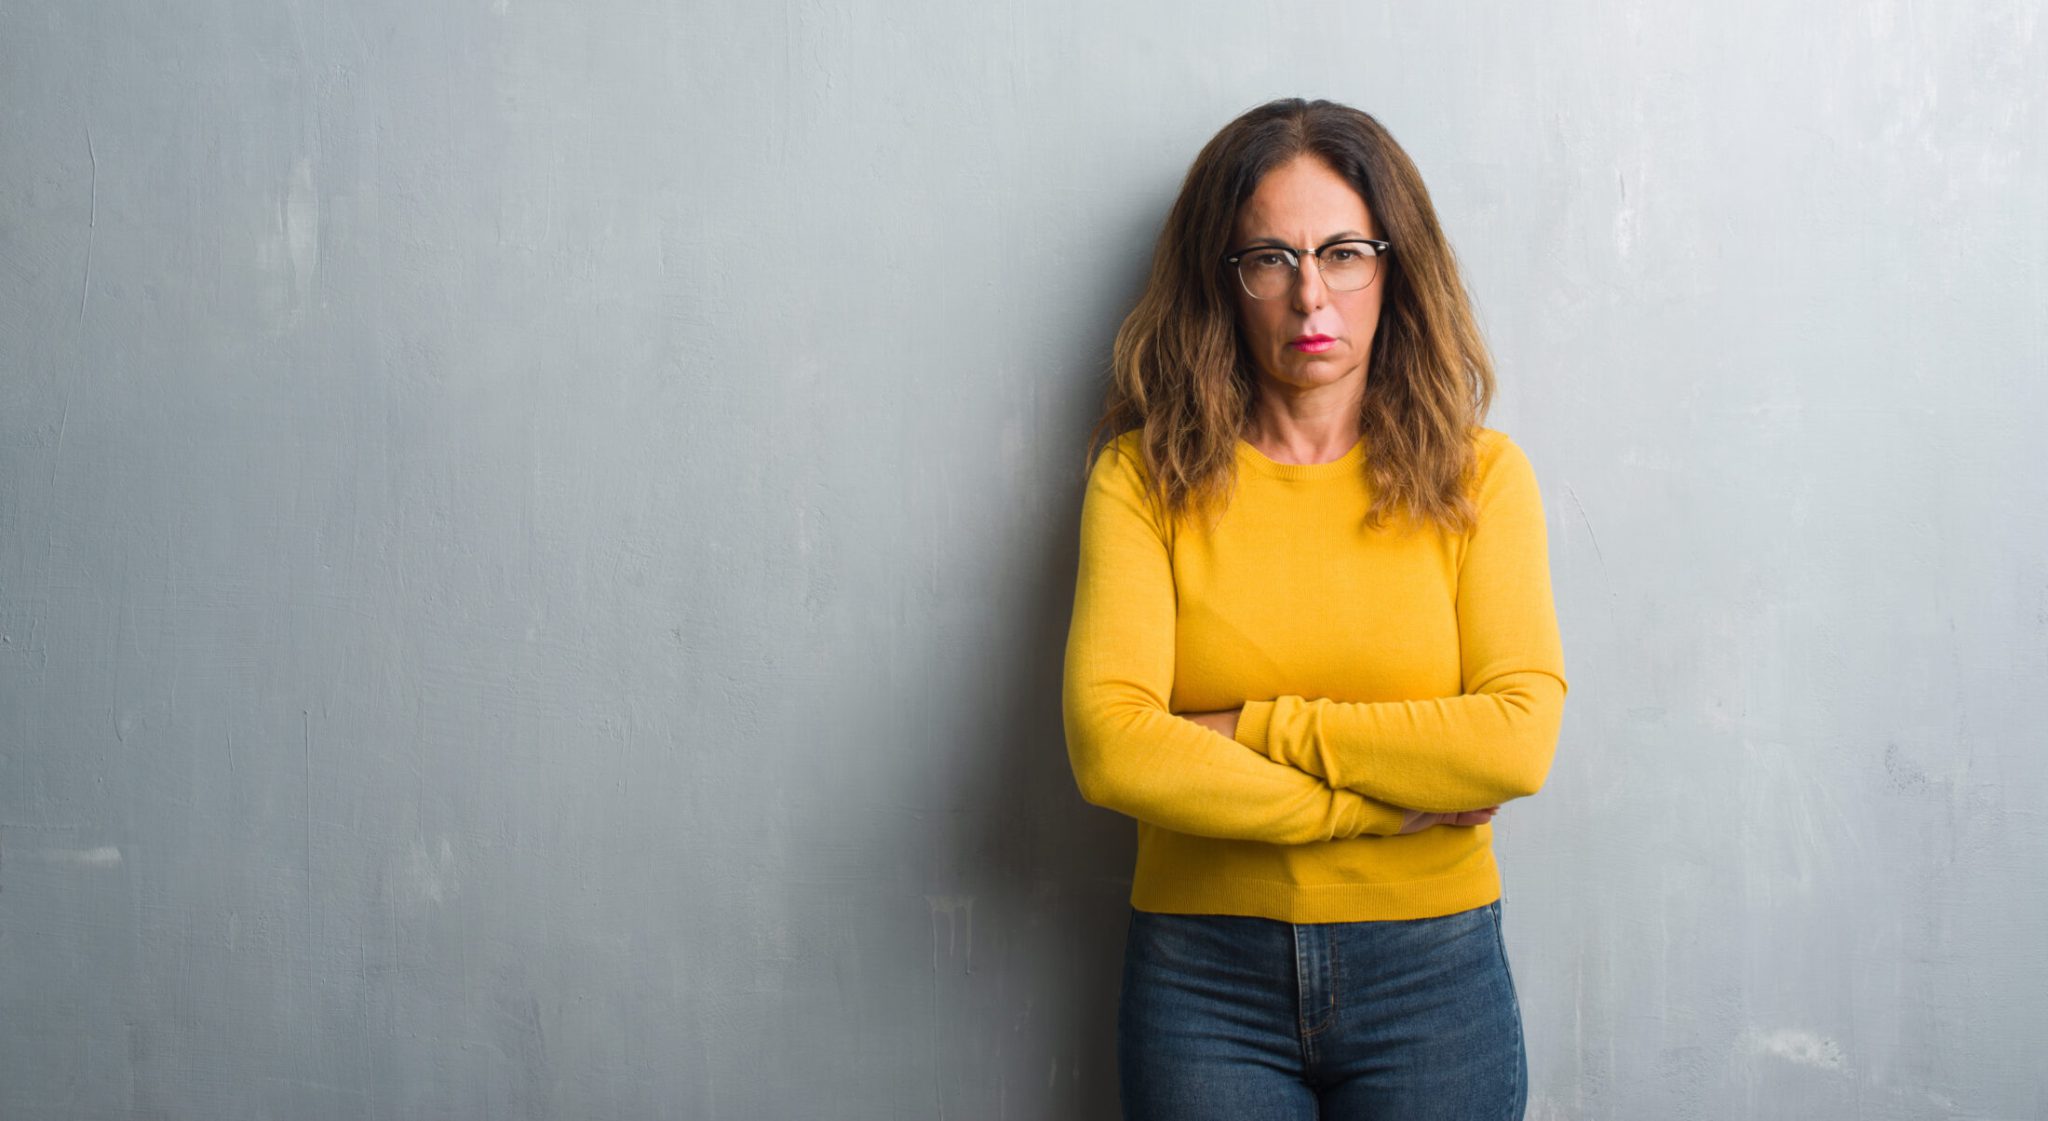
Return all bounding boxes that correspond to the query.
[1290,252,1329,313]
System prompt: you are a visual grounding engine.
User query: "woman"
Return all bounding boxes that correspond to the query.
[1062,98,1568,1119]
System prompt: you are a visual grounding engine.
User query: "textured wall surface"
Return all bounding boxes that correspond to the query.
[3,2,2044,1118]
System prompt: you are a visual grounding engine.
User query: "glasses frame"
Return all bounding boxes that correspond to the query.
[1221,238,1393,300]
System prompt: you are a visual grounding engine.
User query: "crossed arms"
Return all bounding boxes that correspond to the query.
[1060,435,1568,845]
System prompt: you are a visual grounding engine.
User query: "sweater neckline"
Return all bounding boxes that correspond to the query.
[1235,436,1366,481]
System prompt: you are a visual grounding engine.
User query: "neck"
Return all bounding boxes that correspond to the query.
[1244,377,1366,465]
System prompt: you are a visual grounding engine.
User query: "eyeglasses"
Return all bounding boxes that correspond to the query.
[1222,238,1391,300]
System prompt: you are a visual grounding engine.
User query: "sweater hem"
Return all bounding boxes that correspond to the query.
[1128,853,1501,924]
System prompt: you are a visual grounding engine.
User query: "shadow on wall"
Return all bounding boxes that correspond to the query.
[898,232,1160,1119]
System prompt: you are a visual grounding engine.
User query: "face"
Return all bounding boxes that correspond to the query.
[1227,154,1385,401]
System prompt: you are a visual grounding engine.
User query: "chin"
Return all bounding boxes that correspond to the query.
[1273,357,1361,387]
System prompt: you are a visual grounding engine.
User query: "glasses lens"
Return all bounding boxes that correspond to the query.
[1318,243,1378,292]
[1238,250,1296,299]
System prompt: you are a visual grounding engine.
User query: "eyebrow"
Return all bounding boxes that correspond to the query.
[1236,229,1372,248]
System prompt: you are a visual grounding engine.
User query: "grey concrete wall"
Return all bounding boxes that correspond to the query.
[2,1,2042,1117]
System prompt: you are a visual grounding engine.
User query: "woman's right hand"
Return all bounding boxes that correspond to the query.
[1397,807,1499,834]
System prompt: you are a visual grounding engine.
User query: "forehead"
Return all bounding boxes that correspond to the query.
[1231,155,1373,240]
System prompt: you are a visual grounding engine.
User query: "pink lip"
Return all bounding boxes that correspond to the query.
[1289,335,1336,353]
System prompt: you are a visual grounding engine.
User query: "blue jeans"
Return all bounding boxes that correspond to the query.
[1116,900,1527,1120]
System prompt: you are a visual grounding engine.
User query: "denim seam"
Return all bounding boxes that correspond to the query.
[1292,925,1314,1068]
[1489,904,1524,1026]
[1489,901,1528,1108]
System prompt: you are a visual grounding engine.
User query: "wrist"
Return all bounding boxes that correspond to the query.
[1231,700,1277,753]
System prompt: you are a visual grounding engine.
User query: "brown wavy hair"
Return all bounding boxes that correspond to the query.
[1087,98,1496,534]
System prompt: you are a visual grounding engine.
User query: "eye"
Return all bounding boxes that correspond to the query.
[1322,246,1361,263]
[1246,250,1292,269]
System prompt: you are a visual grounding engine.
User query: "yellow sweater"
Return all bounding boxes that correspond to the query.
[1061,427,1568,922]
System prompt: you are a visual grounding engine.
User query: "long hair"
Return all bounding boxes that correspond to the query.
[1087,98,1496,534]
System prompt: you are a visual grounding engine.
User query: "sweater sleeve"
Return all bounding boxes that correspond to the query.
[1062,438,1414,844]
[1231,435,1569,813]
